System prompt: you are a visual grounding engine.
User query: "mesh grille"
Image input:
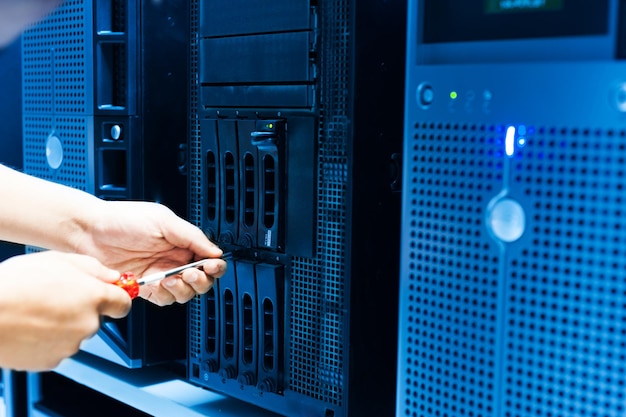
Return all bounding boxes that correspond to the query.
[22,0,89,190]
[189,0,202,359]
[401,123,626,417]
[22,0,87,115]
[288,0,349,406]
[189,294,202,361]
[23,115,89,190]
[505,127,626,417]
[112,0,127,33]
[400,122,503,417]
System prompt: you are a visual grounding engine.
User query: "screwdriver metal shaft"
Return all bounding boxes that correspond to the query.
[115,253,231,299]
[136,259,210,286]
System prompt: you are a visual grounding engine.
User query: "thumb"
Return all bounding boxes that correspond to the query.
[96,282,132,319]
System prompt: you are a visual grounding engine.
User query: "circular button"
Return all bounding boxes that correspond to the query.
[488,198,526,243]
[110,124,122,140]
[46,135,63,170]
[417,83,434,108]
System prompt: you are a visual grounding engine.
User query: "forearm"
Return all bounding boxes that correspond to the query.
[0,164,104,252]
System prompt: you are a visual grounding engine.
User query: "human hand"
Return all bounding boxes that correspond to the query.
[0,251,131,371]
[75,201,227,306]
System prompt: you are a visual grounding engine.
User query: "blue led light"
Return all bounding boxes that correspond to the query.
[505,126,516,157]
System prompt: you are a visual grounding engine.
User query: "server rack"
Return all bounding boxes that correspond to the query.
[398,1,626,416]
[187,1,406,416]
[21,0,189,368]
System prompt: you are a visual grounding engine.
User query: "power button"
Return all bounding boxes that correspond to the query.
[417,83,434,108]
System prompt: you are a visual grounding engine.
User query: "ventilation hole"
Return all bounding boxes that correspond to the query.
[224,290,235,360]
[224,152,236,224]
[242,294,254,366]
[206,151,217,221]
[205,287,217,355]
[243,152,256,226]
[262,154,276,228]
[263,298,275,371]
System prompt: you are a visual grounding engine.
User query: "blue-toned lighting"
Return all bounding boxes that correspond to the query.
[505,126,516,157]
[518,138,526,147]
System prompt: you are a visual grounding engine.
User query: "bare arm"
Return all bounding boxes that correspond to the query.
[0,164,104,252]
[0,164,226,305]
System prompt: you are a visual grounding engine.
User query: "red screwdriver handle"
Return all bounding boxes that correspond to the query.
[115,272,140,299]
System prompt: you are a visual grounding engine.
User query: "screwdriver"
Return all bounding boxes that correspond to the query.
[115,256,229,299]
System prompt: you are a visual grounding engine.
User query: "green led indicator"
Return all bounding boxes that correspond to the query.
[450,91,458,100]
[267,123,274,129]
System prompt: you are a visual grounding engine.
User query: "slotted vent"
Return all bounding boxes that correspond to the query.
[23,0,87,115]
[112,0,127,33]
[206,151,218,222]
[289,0,349,406]
[224,152,236,224]
[504,127,626,417]
[188,0,202,359]
[243,152,256,226]
[188,287,202,360]
[242,294,254,365]
[262,155,277,228]
[262,298,276,371]
[205,287,218,355]
[400,122,503,417]
[188,0,201,228]
[224,290,235,359]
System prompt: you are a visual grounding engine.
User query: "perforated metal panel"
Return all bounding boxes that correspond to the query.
[22,0,89,115]
[23,116,91,190]
[400,122,502,417]
[287,0,350,406]
[505,126,626,417]
[22,0,93,192]
[399,121,626,417]
[188,0,202,361]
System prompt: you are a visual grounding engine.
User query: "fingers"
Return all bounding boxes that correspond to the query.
[141,259,226,305]
[58,253,130,317]
[201,258,227,279]
[142,283,176,306]
[96,282,132,318]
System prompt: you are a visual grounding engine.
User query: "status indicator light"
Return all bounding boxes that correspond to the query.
[505,126,516,157]
[450,91,458,100]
